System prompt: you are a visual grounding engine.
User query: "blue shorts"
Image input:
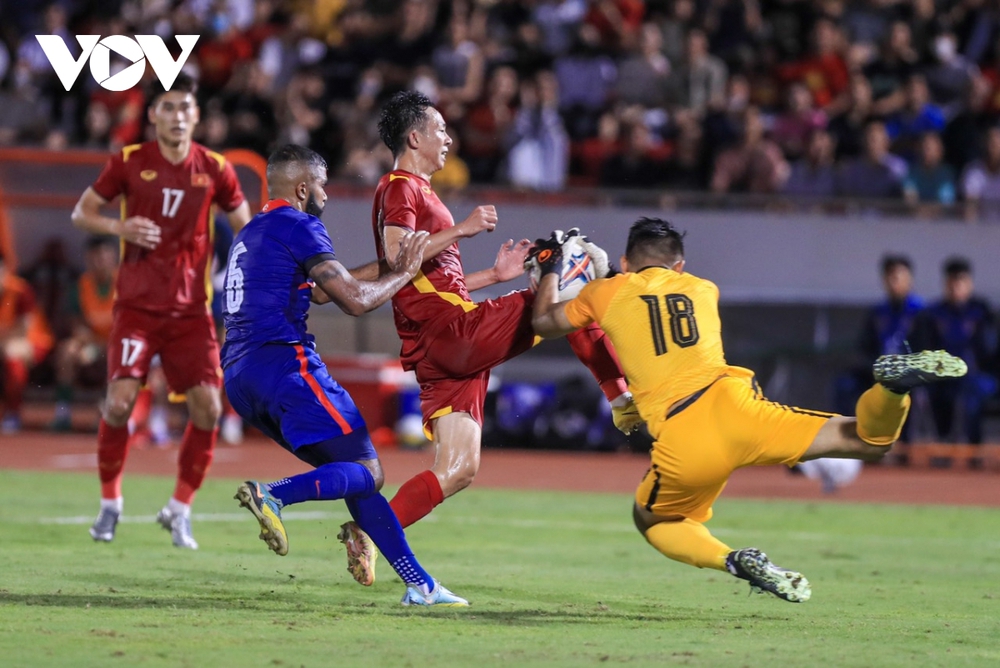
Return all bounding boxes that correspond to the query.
[224,343,376,465]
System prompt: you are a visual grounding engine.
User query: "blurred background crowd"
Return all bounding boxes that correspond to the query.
[5,0,1000,213]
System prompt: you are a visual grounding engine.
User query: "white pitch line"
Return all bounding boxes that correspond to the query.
[38,510,347,525]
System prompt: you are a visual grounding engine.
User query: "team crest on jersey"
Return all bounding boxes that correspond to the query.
[191,173,211,187]
[140,170,157,181]
[421,186,432,194]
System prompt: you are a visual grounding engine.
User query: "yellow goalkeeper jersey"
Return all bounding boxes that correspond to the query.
[563,267,728,424]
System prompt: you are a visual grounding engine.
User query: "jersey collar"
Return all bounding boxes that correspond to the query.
[262,198,292,212]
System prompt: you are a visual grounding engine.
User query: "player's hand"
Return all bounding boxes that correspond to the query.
[394,231,432,278]
[493,238,532,282]
[564,227,610,278]
[457,205,498,238]
[527,236,563,277]
[116,215,162,250]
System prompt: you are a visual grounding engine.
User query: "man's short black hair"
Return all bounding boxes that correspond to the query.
[944,256,972,277]
[148,72,198,107]
[378,91,433,158]
[86,235,118,251]
[266,144,327,184]
[881,254,912,275]
[625,217,686,264]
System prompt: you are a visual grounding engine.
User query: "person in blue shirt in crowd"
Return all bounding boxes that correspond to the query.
[917,257,998,444]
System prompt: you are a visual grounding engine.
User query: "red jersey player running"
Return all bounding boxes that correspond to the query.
[72,74,252,549]
[338,91,640,583]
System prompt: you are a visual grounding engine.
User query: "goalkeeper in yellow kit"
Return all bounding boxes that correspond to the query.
[530,217,967,603]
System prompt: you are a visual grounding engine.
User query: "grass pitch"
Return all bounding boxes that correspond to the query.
[2,470,999,667]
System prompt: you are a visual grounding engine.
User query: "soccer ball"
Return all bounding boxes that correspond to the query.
[527,235,598,300]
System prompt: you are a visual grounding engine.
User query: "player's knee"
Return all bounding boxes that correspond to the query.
[189,394,222,429]
[441,461,478,496]
[104,397,133,426]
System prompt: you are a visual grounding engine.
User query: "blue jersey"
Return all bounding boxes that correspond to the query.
[221,200,336,368]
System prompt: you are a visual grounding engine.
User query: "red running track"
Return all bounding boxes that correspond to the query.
[1,433,998,506]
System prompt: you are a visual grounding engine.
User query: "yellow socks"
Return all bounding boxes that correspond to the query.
[855,383,912,446]
[644,519,731,571]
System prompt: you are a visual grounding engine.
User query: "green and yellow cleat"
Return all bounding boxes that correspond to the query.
[234,481,288,556]
[873,350,968,394]
[726,548,811,603]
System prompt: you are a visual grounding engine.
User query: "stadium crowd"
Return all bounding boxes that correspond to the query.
[4,0,1000,213]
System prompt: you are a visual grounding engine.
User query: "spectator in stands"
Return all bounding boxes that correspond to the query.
[772,82,828,160]
[865,20,920,117]
[777,17,850,113]
[662,115,709,191]
[783,129,837,198]
[828,74,875,159]
[835,120,906,199]
[507,70,570,191]
[571,110,622,185]
[0,254,53,433]
[710,106,789,194]
[903,132,957,209]
[665,28,728,119]
[615,22,671,108]
[433,12,486,121]
[919,258,997,444]
[533,0,589,57]
[554,23,618,139]
[925,31,979,111]
[657,0,696,65]
[599,117,669,188]
[886,74,946,160]
[943,75,993,175]
[961,126,1000,221]
[50,236,118,432]
[220,61,279,158]
[463,66,519,182]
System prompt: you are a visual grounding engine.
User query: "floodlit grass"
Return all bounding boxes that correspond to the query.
[1,470,998,667]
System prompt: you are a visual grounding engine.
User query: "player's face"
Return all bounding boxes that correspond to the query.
[149,92,199,146]
[416,108,452,172]
[303,166,328,217]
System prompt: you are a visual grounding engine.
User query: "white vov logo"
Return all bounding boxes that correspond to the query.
[35,35,200,92]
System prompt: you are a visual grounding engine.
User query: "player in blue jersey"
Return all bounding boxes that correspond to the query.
[224,144,467,606]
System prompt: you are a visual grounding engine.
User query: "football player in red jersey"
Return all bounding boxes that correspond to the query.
[71,74,253,549]
[336,91,641,584]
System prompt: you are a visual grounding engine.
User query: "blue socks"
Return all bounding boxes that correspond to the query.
[267,462,375,506]
[347,494,434,594]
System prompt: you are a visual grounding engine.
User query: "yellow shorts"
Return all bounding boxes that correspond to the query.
[635,371,835,523]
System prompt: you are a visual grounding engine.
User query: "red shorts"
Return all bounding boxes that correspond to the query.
[107,307,221,394]
[414,290,536,432]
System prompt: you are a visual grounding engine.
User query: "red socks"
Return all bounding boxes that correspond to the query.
[98,419,130,499]
[174,424,217,504]
[3,358,27,413]
[389,470,444,528]
[566,323,628,401]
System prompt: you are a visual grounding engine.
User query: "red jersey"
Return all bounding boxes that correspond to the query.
[372,170,474,367]
[91,141,245,317]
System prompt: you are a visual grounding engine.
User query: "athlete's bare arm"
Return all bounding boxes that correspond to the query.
[311,259,392,305]
[225,200,252,234]
[72,187,162,250]
[310,231,430,315]
[531,272,580,338]
[381,205,497,268]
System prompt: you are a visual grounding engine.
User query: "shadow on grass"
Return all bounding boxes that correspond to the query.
[0,592,790,627]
